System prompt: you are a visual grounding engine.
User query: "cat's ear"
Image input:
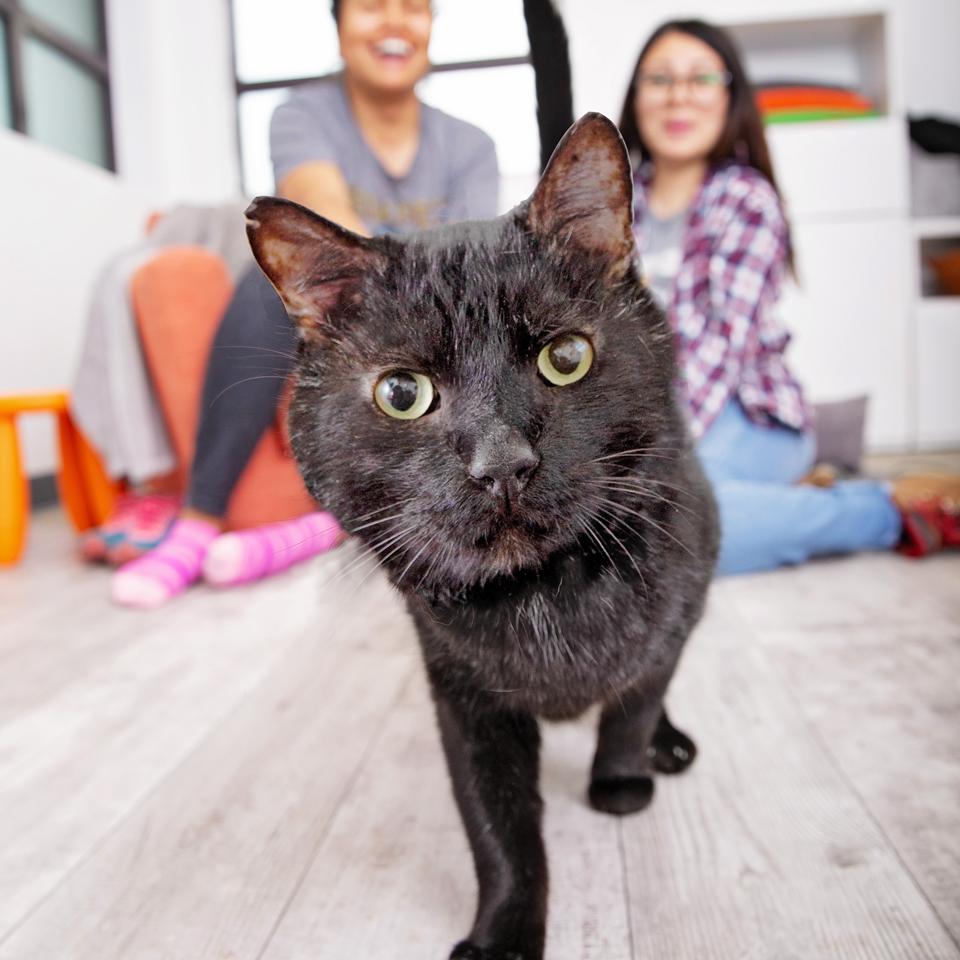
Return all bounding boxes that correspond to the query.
[521,112,636,278]
[245,197,386,340]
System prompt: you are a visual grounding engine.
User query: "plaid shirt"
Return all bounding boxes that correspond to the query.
[633,163,813,440]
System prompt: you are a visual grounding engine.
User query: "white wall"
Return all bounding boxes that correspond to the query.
[2,0,241,477]
[0,130,154,476]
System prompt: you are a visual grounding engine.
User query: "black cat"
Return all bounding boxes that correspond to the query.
[246,112,719,960]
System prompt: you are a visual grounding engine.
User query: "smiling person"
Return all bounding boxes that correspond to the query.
[112,0,499,608]
[621,19,959,574]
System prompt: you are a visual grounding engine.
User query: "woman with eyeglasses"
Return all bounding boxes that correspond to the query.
[620,19,958,573]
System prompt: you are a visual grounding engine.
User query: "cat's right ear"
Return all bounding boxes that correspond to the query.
[519,112,637,279]
[245,197,385,341]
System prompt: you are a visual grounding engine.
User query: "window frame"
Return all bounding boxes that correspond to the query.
[226,1,530,194]
[0,0,115,170]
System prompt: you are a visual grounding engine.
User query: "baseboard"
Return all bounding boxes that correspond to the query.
[30,474,59,509]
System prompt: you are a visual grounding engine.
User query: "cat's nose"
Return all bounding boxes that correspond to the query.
[467,433,540,503]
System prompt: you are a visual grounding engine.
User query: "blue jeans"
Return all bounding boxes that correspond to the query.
[697,402,902,576]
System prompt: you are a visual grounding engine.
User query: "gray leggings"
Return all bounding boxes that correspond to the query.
[187,265,299,517]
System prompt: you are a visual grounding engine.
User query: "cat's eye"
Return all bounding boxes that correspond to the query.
[537,334,594,386]
[374,371,435,419]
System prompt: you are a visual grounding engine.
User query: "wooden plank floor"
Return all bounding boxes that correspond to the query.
[1,509,958,959]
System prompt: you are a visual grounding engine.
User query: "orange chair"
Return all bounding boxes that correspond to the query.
[0,392,118,564]
[1,249,313,565]
[130,247,316,530]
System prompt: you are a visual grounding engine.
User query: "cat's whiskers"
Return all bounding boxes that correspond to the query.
[586,477,701,521]
[394,531,440,589]
[211,344,301,362]
[415,530,454,593]
[590,471,690,495]
[584,500,650,601]
[342,500,413,527]
[588,480,690,513]
[357,526,429,591]
[592,492,696,560]
[574,505,627,584]
[584,492,646,528]
[208,374,294,408]
[588,447,681,465]
[267,503,414,561]
[322,522,420,589]
[348,536,414,595]
[347,512,414,536]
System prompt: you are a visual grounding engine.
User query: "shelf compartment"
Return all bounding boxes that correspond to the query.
[724,11,890,116]
[918,235,960,298]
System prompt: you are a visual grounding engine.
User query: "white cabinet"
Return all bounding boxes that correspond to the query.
[768,117,908,219]
[781,218,912,450]
[916,299,960,450]
[722,5,916,451]
[912,218,960,449]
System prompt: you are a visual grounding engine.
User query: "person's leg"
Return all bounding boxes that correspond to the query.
[187,265,298,517]
[113,267,297,608]
[202,511,345,586]
[697,400,816,487]
[697,402,901,575]
[697,400,901,575]
[714,478,901,575]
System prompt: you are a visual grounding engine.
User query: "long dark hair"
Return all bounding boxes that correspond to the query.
[618,19,793,268]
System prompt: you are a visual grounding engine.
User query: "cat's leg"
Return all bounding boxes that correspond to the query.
[433,693,547,960]
[649,707,697,775]
[589,685,665,815]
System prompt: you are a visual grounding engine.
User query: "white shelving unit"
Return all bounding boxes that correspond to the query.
[566,0,959,452]
[911,216,960,449]
[720,5,914,451]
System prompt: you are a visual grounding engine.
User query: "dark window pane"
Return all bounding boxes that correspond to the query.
[0,16,12,129]
[22,0,103,54]
[24,37,109,168]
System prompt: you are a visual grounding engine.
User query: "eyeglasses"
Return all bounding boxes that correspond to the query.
[637,70,732,103]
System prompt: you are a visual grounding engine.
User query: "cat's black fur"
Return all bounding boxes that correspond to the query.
[246,112,719,959]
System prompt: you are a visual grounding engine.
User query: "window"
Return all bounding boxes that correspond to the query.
[0,0,113,169]
[229,0,540,210]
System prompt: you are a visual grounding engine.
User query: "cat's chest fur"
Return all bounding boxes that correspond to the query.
[408,533,700,720]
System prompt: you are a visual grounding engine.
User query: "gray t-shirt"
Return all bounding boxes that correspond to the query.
[639,209,686,311]
[270,79,499,235]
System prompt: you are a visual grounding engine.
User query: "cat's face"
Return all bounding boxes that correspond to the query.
[247,115,679,590]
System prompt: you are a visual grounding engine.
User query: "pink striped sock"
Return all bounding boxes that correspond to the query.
[202,512,345,587]
[111,518,220,609]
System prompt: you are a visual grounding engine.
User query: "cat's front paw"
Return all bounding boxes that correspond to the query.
[450,940,531,960]
[588,774,655,815]
[649,717,697,774]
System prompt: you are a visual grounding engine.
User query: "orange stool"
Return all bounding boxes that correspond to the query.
[0,392,118,564]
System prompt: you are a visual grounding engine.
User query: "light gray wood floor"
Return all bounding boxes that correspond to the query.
[1,508,958,959]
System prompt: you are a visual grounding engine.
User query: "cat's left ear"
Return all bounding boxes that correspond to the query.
[520,112,636,279]
[245,197,386,340]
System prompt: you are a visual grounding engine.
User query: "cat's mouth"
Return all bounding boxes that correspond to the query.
[471,512,546,549]
[464,514,557,576]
